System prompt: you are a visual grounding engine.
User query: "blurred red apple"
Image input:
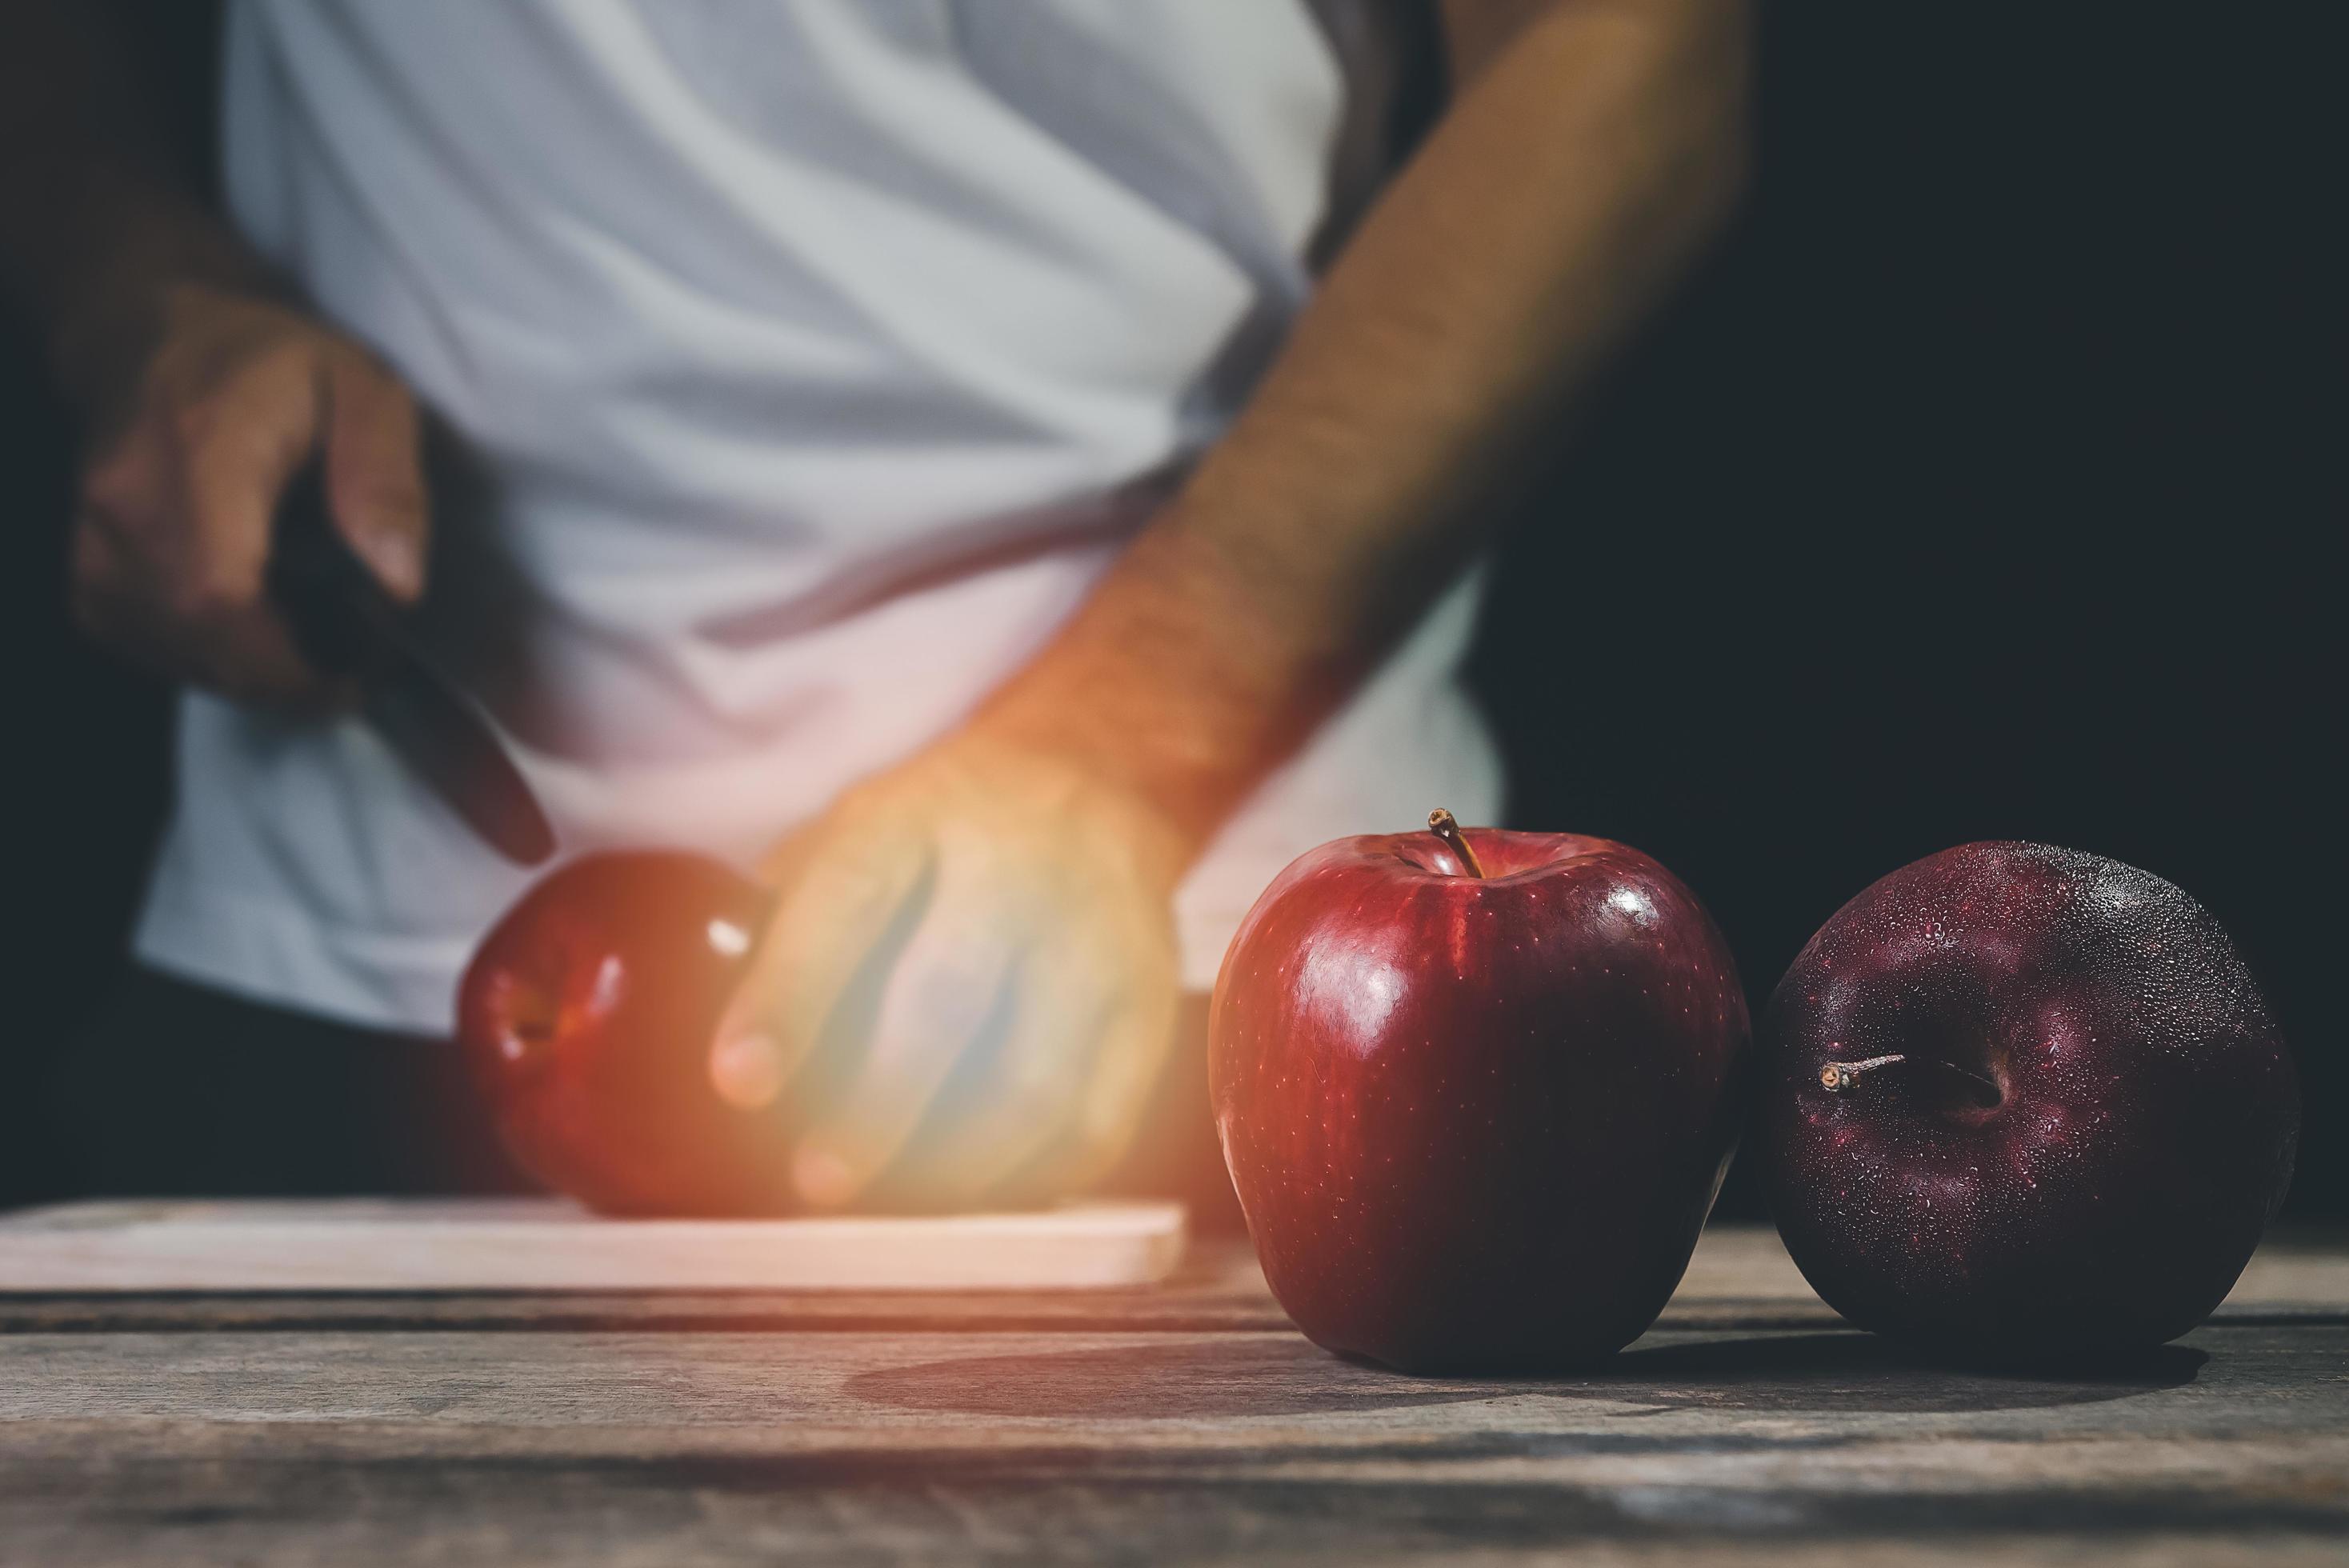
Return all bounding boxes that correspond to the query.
[1756,842,2300,1363]
[1211,811,1750,1374]
[457,850,788,1215]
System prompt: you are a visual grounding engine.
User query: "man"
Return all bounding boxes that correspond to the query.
[2,1,1746,1210]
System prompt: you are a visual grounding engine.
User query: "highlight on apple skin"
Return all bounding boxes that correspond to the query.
[1755,841,2301,1366]
[456,850,788,1216]
[1211,811,1751,1374]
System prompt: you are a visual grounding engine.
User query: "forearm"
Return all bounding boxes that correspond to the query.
[974,0,1751,848]
[0,0,262,411]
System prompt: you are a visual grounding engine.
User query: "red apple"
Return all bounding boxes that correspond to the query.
[1211,811,1750,1374]
[1755,842,2300,1363]
[457,850,788,1215]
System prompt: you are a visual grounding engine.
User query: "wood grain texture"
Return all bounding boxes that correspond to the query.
[2,1224,2343,1565]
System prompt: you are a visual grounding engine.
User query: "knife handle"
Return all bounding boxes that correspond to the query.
[266,458,400,678]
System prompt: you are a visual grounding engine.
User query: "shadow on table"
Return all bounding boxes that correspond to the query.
[847,1330,2207,1420]
[1595,1332,2208,1414]
[850,1337,1511,1419]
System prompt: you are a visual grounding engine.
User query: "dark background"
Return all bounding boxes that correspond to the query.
[3,7,2337,1218]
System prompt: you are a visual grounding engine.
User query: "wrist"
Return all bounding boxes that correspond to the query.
[891,726,1199,900]
[958,699,1246,871]
[40,174,278,421]
[965,506,1365,854]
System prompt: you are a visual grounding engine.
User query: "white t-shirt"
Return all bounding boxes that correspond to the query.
[135,0,1503,1033]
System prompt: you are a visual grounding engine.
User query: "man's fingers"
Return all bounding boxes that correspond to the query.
[194,598,355,710]
[163,344,343,703]
[709,826,930,1112]
[178,345,320,607]
[1014,944,1182,1199]
[59,293,430,707]
[74,471,338,708]
[869,955,1123,1209]
[323,354,429,603]
[787,910,1022,1210]
[708,1032,791,1114]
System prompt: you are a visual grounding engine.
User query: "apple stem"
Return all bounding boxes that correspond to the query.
[1427,808,1485,878]
[1820,1054,1908,1091]
[1821,1054,2002,1105]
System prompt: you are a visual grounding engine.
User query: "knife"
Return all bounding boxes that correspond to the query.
[266,459,558,866]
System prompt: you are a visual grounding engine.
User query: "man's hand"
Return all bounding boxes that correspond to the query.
[0,3,431,706]
[708,0,1746,1215]
[710,733,1191,1211]
[68,282,428,707]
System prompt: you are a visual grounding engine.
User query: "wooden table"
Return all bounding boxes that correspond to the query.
[4,1224,2345,1564]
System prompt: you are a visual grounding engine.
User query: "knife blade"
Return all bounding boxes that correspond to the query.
[266,460,557,866]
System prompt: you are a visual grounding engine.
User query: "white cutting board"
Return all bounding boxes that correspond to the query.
[0,1198,1186,1292]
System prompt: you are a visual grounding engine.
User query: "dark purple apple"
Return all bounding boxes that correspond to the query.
[1211,810,1750,1374]
[1757,842,2299,1363]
